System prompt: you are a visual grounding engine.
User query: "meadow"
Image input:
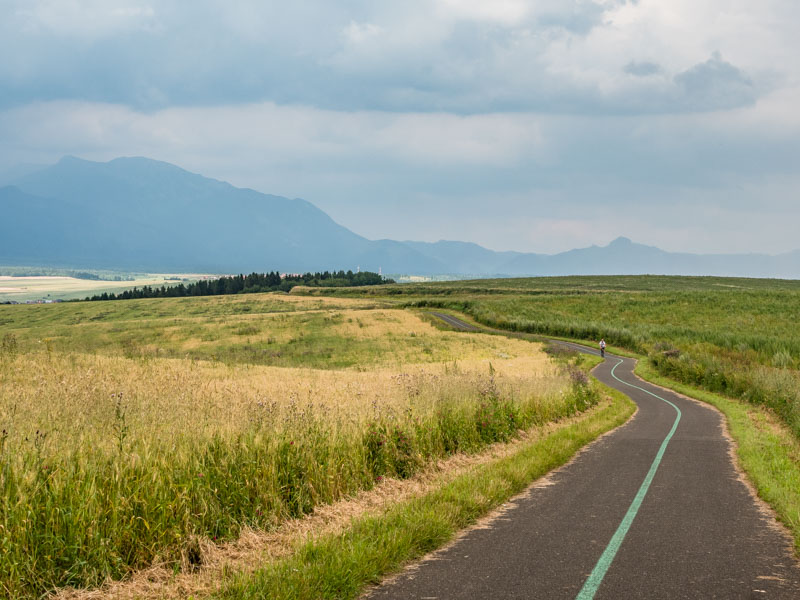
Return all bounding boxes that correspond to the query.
[0,293,598,598]
[298,275,800,561]
[310,275,800,438]
[8,274,794,597]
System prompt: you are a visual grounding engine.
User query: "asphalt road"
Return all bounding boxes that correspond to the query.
[366,315,800,599]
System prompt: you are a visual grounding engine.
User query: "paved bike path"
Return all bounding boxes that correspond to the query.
[367,329,800,598]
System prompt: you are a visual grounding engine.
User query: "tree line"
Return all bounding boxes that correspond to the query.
[85,270,394,301]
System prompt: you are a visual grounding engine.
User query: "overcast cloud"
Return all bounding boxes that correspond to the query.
[1,0,798,254]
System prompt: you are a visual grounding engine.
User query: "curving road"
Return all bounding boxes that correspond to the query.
[366,314,800,599]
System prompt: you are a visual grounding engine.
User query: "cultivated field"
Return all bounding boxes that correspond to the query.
[0,293,598,598]
[0,274,210,303]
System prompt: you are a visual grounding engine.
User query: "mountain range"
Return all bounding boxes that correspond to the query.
[1,156,798,278]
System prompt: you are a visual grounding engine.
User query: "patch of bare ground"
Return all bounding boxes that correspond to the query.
[51,402,610,600]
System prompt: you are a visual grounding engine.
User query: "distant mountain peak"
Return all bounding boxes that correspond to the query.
[57,155,84,165]
[2,156,445,274]
[4,155,798,278]
[54,155,194,175]
[608,236,633,247]
[108,155,179,167]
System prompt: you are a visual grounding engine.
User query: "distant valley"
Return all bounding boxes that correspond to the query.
[2,156,798,278]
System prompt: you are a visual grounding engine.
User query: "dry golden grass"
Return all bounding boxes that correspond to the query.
[2,307,558,447]
[0,299,588,598]
[1,328,561,456]
[48,402,607,600]
[158,307,502,362]
[4,299,474,370]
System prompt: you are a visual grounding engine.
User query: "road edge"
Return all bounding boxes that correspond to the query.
[425,308,800,560]
[214,389,636,600]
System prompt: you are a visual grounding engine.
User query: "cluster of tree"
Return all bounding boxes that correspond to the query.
[85,270,394,301]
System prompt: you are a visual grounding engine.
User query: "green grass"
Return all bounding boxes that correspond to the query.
[215,385,635,600]
[309,275,800,360]
[304,275,800,559]
[302,274,800,297]
[308,275,800,438]
[0,295,407,369]
[407,285,800,361]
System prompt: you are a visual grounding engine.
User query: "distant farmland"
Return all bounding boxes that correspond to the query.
[0,273,212,303]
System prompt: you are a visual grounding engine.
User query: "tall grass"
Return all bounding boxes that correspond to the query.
[650,348,800,437]
[217,385,633,600]
[393,281,800,439]
[0,339,592,598]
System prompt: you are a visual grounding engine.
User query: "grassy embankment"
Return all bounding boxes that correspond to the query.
[302,275,800,551]
[0,293,610,598]
[216,383,633,600]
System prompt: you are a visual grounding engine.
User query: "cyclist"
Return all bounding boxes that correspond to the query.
[599,338,606,358]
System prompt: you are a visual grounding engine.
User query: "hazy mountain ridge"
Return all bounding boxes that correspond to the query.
[2,157,445,273]
[401,237,800,278]
[2,156,798,278]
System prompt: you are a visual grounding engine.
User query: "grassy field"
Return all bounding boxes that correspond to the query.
[305,275,800,437]
[301,274,800,555]
[0,294,519,368]
[0,292,601,598]
[0,273,212,303]
[7,273,796,597]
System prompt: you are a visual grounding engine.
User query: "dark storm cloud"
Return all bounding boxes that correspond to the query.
[0,1,765,115]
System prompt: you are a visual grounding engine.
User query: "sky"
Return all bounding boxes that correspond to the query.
[1,0,798,255]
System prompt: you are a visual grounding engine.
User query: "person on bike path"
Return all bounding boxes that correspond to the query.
[599,338,606,357]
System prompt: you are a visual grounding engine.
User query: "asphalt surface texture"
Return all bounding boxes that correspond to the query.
[366,314,800,599]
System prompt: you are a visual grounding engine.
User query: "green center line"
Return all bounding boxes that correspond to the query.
[575,357,682,600]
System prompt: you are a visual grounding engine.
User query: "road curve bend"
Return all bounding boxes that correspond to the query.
[367,316,800,599]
